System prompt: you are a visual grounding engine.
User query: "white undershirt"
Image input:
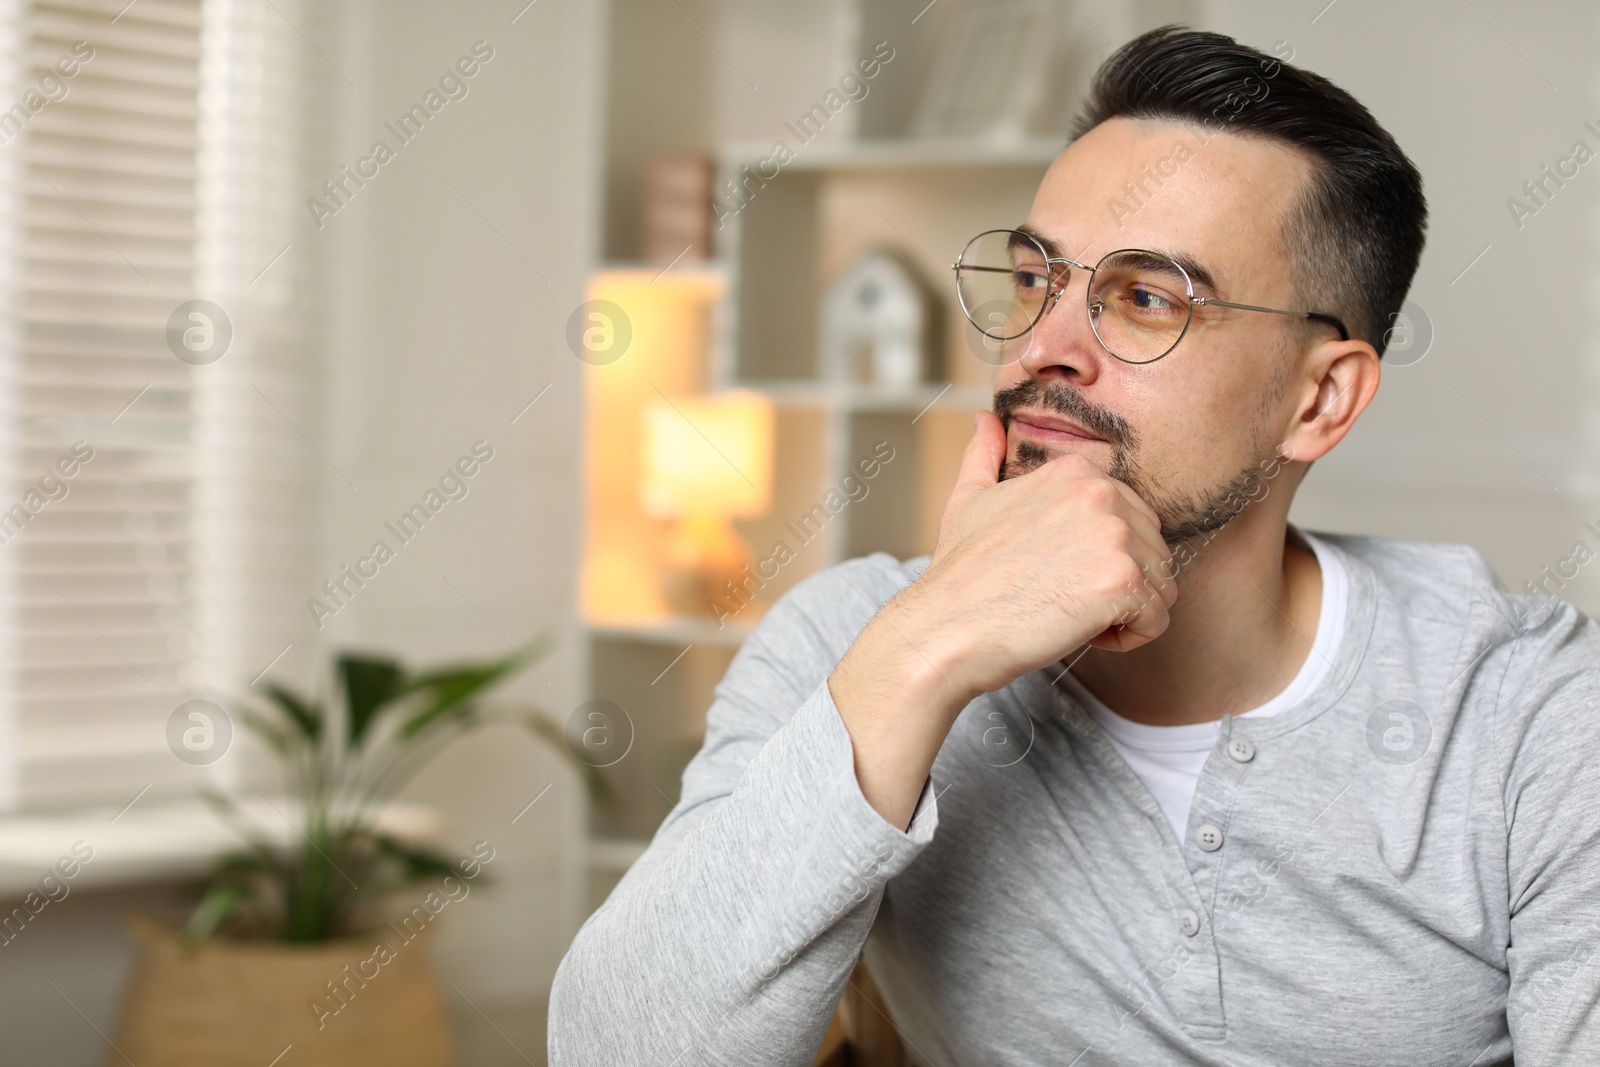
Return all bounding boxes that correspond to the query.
[1050,527,1348,846]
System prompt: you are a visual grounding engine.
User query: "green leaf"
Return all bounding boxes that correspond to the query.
[190,635,558,944]
[200,790,282,869]
[399,631,555,697]
[369,832,472,883]
[181,882,253,943]
[339,653,404,748]
[397,654,523,740]
[262,682,321,741]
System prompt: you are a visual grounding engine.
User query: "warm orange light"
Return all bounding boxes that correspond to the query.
[640,391,773,518]
[580,268,723,622]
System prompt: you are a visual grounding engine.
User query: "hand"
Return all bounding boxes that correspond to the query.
[827,410,1177,828]
[894,409,1178,699]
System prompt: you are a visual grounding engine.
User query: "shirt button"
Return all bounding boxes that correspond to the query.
[1178,908,1200,936]
[1195,824,1224,851]
[1227,737,1255,762]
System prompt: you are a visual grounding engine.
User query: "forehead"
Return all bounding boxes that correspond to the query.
[1026,117,1314,292]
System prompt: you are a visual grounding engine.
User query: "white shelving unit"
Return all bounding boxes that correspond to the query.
[575,0,1195,897]
[574,148,1057,877]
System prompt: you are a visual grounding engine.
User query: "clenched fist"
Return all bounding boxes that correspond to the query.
[901,409,1178,698]
[829,409,1177,829]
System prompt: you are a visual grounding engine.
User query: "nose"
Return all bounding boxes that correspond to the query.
[1011,266,1108,387]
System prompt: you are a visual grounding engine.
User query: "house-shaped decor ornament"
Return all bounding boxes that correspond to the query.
[819,248,941,388]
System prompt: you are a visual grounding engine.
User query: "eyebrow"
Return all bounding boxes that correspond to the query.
[1013,224,1067,260]
[1014,224,1224,297]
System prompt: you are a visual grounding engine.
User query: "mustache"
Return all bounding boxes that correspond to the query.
[992,379,1134,449]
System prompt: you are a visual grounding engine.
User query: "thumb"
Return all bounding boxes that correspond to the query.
[948,410,1006,507]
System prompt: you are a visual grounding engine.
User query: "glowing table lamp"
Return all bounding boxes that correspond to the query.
[640,391,774,616]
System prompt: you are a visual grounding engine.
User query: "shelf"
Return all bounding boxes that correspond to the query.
[720,136,1065,173]
[723,151,1043,387]
[749,380,991,413]
[589,262,725,290]
[584,614,758,647]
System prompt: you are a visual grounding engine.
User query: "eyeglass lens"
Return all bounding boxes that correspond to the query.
[955,230,1195,363]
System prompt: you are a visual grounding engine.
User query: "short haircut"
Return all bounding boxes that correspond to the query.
[1068,25,1428,358]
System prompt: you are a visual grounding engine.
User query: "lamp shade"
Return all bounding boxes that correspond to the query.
[640,390,773,518]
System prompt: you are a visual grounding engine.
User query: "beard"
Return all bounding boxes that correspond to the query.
[993,377,1281,552]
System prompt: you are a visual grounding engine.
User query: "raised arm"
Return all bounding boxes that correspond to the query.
[545,557,944,1066]
[547,412,1175,1063]
[831,411,1176,828]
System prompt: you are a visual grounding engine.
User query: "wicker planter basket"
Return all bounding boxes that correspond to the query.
[107,914,455,1067]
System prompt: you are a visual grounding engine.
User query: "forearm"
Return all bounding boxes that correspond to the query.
[547,679,938,1065]
[828,591,976,831]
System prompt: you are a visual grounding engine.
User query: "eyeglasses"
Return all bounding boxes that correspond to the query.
[952,228,1349,365]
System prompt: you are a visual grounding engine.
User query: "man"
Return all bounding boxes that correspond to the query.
[550,26,1600,1066]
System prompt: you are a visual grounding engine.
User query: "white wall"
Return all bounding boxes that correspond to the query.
[1204,0,1600,613]
[313,0,602,1010]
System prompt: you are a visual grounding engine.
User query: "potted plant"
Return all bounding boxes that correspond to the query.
[106,636,586,1067]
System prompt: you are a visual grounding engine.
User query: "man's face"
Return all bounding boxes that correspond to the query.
[992,117,1316,549]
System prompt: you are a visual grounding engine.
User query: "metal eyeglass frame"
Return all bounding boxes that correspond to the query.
[952,228,1350,365]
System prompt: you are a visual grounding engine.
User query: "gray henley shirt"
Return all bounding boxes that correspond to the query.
[548,528,1600,1066]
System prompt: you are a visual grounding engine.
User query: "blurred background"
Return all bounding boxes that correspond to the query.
[0,0,1594,1063]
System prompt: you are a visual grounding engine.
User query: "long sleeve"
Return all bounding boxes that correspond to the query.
[547,559,941,1066]
[1500,597,1600,1064]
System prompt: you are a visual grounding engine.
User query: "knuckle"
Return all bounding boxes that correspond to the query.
[1094,556,1145,606]
[1093,511,1134,549]
[1114,556,1147,593]
[1071,476,1119,508]
[1159,568,1180,601]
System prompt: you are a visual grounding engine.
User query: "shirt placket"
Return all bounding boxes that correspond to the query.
[1171,715,1261,1039]
[1050,681,1233,1041]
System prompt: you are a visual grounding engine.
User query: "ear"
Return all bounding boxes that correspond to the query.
[1279,336,1381,463]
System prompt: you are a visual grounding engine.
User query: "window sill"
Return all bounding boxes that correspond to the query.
[0,797,444,896]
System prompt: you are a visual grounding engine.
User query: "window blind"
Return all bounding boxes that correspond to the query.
[0,0,327,810]
[10,0,204,809]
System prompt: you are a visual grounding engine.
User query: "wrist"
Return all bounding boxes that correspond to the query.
[828,601,970,830]
[843,589,977,717]
[879,582,982,705]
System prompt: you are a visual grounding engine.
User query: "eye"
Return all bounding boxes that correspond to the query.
[1130,284,1179,311]
[1013,267,1050,291]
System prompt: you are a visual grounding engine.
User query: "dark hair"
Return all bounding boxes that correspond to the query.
[1068,25,1427,358]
